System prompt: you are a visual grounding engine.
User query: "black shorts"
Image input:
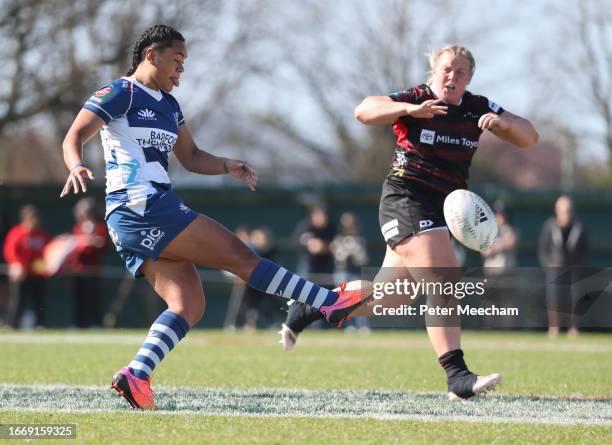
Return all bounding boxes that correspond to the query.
[379,176,448,248]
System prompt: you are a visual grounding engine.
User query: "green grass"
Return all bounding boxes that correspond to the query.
[1,330,611,444]
[1,330,610,396]
[0,412,610,445]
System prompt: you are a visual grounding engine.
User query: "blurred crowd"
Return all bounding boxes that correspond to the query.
[224,206,370,332]
[0,198,108,329]
[0,196,590,334]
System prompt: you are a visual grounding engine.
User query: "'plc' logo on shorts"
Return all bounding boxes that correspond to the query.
[140,228,165,250]
[420,129,435,145]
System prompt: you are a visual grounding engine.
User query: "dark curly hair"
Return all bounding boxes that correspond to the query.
[125,25,185,76]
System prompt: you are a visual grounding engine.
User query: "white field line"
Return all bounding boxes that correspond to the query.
[0,384,610,426]
[297,338,612,353]
[0,333,611,353]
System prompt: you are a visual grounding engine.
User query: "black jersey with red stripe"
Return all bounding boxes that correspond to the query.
[388,84,504,193]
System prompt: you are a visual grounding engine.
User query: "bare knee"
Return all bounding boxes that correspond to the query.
[225,247,261,282]
[167,293,205,327]
[143,259,207,327]
[394,232,458,267]
[184,298,205,327]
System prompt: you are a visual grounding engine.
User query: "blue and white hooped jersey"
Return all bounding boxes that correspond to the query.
[83,77,184,217]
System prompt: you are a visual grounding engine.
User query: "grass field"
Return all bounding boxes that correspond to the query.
[1,329,611,444]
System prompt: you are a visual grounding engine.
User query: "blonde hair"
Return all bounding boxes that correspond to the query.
[426,45,475,84]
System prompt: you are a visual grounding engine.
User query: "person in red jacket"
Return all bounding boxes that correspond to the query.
[70,198,109,328]
[3,204,50,328]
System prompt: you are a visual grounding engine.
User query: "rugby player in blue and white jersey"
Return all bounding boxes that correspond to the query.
[60,25,368,410]
[280,45,539,400]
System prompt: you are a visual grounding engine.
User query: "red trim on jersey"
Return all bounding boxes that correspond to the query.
[393,120,410,149]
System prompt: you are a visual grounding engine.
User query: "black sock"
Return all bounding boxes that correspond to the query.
[438,349,470,379]
[285,301,325,333]
[438,349,476,398]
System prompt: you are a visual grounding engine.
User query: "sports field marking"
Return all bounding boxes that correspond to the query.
[0,333,610,353]
[296,337,612,353]
[0,334,149,345]
[1,384,610,426]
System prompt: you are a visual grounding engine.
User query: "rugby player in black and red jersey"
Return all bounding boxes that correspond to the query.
[279,45,539,400]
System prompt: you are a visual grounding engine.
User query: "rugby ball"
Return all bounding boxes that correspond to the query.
[443,189,497,252]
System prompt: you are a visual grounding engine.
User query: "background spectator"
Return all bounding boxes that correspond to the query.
[481,201,519,328]
[69,198,109,328]
[0,208,11,324]
[3,205,50,328]
[331,212,369,332]
[331,212,368,282]
[239,227,280,329]
[223,225,252,329]
[538,195,589,337]
[295,206,336,282]
[482,201,518,273]
[224,226,283,330]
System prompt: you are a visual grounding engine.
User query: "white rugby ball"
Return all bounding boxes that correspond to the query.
[443,189,497,252]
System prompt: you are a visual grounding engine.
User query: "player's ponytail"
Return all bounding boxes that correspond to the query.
[125,25,185,76]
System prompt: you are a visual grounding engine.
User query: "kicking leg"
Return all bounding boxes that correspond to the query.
[159,214,367,324]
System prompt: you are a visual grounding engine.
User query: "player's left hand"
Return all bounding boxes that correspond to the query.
[225,159,258,191]
[478,112,509,132]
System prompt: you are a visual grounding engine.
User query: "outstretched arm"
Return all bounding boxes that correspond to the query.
[355,96,447,125]
[60,109,104,197]
[479,111,539,148]
[173,124,258,190]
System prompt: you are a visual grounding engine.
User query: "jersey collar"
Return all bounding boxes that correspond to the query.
[124,76,163,101]
[429,84,463,106]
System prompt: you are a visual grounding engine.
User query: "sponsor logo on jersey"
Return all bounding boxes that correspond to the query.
[419,220,434,230]
[137,109,157,120]
[435,134,478,149]
[140,228,165,250]
[179,203,191,213]
[420,129,436,145]
[94,87,112,97]
[488,100,501,113]
[173,112,181,126]
[136,130,177,153]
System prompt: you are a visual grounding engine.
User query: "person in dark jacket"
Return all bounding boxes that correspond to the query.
[538,195,589,337]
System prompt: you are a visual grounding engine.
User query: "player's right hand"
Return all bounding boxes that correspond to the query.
[408,99,448,119]
[60,166,95,197]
